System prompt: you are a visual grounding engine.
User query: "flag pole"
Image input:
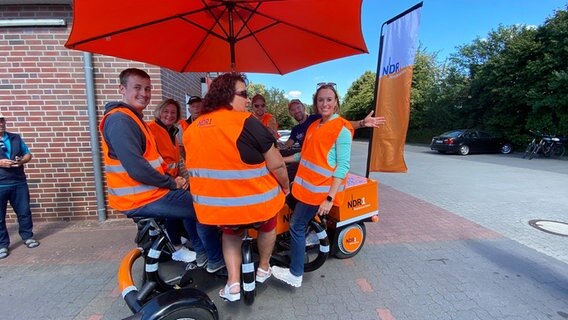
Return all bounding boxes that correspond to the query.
[365,26,385,178]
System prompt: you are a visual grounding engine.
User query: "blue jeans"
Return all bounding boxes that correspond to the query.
[0,183,34,248]
[289,201,319,277]
[125,189,223,264]
[164,218,187,246]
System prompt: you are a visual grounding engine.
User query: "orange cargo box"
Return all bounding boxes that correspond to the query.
[253,173,379,239]
[329,173,379,226]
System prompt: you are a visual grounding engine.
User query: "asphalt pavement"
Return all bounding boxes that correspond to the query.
[0,141,566,320]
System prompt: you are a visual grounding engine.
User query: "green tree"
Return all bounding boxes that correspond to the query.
[525,8,568,135]
[342,70,376,120]
[408,48,439,131]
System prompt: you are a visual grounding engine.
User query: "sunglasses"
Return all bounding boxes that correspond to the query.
[317,82,337,90]
[234,90,248,99]
[253,103,266,108]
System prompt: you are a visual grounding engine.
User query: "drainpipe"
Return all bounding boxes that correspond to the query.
[83,52,107,222]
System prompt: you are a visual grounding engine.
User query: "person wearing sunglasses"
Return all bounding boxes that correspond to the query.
[0,113,39,260]
[100,68,223,272]
[184,73,290,302]
[251,94,279,139]
[272,84,353,288]
[283,98,386,149]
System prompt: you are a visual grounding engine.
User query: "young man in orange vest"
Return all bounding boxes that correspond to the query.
[99,68,224,271]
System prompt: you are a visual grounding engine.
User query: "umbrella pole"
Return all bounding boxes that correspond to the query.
[228,2,236,72]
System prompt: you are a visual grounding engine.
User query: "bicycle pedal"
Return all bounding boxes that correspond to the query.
[185,262,198,271]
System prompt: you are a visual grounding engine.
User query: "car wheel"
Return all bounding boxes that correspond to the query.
[458,145,470,155]
[500,143,513,154]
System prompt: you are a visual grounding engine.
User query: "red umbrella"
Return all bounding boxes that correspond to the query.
[65,0,368,74]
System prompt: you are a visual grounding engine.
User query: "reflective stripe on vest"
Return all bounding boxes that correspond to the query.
[105,158,163,173]
[299,158,333,177]
[108,184,161,196]
[294,176,345,194]
[193,185,281,207]
[188,167,269,180]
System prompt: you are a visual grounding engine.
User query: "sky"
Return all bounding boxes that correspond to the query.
[246,0,567,105]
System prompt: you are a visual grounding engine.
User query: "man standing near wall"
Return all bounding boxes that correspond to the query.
[0,113,39,260]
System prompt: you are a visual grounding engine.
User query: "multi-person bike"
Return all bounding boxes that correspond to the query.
[117,172,379,319]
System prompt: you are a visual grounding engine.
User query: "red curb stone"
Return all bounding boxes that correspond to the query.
[377,308,396,320]
[342,259,355,267]
[356,277,373,293]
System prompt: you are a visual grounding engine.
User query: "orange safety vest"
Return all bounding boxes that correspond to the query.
[259,113,275,128]
[147,120,180,177]
[292,117,354,206]
[178,119,190,131]
[184,109,285,225]
[100,107,169,211]
[259,113,279,137]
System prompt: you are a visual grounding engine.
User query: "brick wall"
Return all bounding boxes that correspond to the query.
[0,4,203,222]
[160,68,203,120]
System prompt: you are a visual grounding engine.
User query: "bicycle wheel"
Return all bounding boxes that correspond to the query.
[303,220,329,272]
[542,142,553,157]
[528,142,541,160]
[270,219,329,273]
[156,306,217,320]
[241,240,255,305]
[145,236,181,293]
[523,141,535,159]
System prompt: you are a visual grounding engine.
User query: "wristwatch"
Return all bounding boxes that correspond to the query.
[326,195,333,202]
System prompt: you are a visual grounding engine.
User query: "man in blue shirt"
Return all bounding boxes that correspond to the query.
[0,113,39,260]
[281,99,385,149]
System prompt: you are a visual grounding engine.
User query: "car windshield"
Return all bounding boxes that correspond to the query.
[441,130,464,137]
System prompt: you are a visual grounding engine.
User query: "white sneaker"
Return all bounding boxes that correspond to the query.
[171,246,196,263]
[272,266,302,287]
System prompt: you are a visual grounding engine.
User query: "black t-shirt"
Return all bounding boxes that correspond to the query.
[237,115,276,164]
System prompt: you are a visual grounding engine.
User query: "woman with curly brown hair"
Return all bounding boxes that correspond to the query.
[184,73,290,302]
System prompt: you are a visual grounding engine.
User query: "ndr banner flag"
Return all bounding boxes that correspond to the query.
[368,4,422,173]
